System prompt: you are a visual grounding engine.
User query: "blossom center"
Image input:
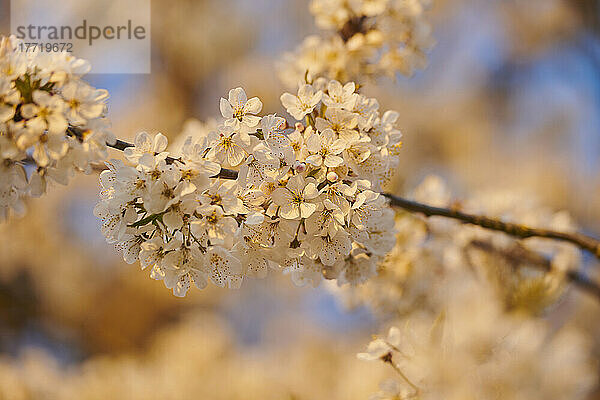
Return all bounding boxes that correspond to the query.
[206,212,219,225]
[220,137,233,149]
[292,193,304,204]
[161,187,174,199]
[233,107,245,121]
[38,107,50,119]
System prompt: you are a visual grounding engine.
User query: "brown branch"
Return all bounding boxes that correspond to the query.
[65,127,600,266]
[470,239,600,300]
[66,127,239,180]
[383,193,600,261]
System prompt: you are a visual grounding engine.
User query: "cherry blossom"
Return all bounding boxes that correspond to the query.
[0,36,114,221]
[96,81,402,294]
[220,87,263,132]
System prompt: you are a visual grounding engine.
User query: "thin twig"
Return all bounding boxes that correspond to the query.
[106,139,242,179]
[67,127,239,180]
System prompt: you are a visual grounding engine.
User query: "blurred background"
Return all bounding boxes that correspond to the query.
[0,0,599,398]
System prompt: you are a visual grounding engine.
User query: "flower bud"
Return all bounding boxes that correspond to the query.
[294,161,307,173]
[327,171,339,182]
[295,122,305,132]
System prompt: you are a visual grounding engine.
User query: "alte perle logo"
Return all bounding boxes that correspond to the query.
[15,19,147,46]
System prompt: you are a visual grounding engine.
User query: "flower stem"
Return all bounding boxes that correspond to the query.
[383,355,420,395]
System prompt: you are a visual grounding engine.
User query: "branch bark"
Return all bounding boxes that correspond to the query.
[382,193,600,261]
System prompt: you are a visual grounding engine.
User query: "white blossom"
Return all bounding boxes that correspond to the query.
[96,82,400,294]
[220,87,262,132]
[279,0,434,85]
[280,83,323,120]
[0,35,113,220]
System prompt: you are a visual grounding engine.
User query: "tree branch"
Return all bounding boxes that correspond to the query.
[383,194,600,262]
[66,128,600,264]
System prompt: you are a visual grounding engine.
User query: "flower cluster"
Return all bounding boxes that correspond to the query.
[95,84,401,296]
[0,36,114,221]
[278,0,434,87]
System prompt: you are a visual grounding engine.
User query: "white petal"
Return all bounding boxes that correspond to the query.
[244,97,263,115]
[228,87,247,108]
[153,133,168,152]
[220,98,233,118]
